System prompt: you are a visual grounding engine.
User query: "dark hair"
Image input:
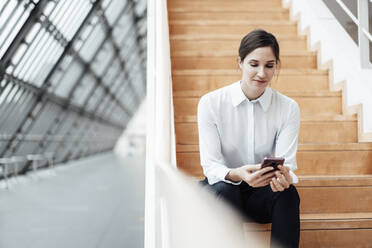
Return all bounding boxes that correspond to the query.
[238,29,280,63]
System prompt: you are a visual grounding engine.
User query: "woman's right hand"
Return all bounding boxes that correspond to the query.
[226,164,276,187]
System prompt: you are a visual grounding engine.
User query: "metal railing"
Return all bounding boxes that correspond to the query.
[335,0,372,68]
[0,152,54,189]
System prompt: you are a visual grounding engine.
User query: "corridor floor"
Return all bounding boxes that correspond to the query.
[0,152,145,248]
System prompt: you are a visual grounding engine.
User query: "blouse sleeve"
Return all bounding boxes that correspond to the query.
[274,101,300,184]
[197,95,241,185]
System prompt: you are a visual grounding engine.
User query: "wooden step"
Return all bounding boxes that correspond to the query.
[173,90,340,98]
[299,118,358,143]
[297,175,372,214]
[169,21,297,36]
[171,49,312,57]
[173,91,342,117]
[197,173,372,214]
[300,115,358,143]
[168,10,290,21]
[296,153,372,175]
[170,34,306,41]
[171,52,316,70]
[176,142,372,177]
[170,39,307,53]
[168,0,282,11]
[176,152,207,178]
[299,143,372,151]
[172,69,325,76]
[299,174,372,187]
[302,214,372,248]
[177,141,372,153]
[169,20,296,26]
[175,117,357,145]
[244,212,372,248]
[175,114,357,123]
[247,213,372,231]
[172,69,329,92]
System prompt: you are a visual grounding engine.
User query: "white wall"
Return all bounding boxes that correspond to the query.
[285,0,372,135]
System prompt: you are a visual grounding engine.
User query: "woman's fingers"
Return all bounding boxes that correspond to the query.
[262,178,274,187]
[270,181,277,192]
[251,178,272,187]
[278,165,293,184]
[242,164,262,173]
[251,166,274,179]
[276,172,290,189]
[254,181,271,188]
[271,177,284,192]
[246,167,274,186]
[252,176,273,187]
[242,165,293,189]
[274,171,290,188]
[251,171,275,186]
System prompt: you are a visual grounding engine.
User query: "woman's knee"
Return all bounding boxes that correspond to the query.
[281,185,300,206]
[205,181,241,205]
[211,181,237,196]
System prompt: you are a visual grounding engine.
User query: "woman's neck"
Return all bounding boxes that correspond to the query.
[240,81,266,101]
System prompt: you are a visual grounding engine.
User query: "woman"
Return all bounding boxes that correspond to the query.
[198,29,300,248]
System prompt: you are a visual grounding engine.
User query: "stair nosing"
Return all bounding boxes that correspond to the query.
[174,114,356,123]
[172,69,327,75]
[173,90,341,98]
[301,212,372,220]
[171,50,316,57]
[244,213,372,231]
[168,8,286,14]
[168,9,289,13]
[176,143,372,152]
[169,20,296,25]
[170,34,307,40]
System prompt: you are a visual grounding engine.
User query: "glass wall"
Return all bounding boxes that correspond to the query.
[0,0,147,177]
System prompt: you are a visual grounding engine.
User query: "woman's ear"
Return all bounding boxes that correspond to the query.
[237,56,243,69]
[275,61,281,76]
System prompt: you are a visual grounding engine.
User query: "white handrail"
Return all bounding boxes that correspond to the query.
[154,162,263,248]
[335,0,359,25]
[145,0,266,247]
[335,0,372,68]
[145,0,175,246]
[362,28,372,43]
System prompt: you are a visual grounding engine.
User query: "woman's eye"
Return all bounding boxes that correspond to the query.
[249,64,258,67]
[266,64,274,68]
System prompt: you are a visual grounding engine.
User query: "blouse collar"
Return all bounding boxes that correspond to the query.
[231,81,273,112]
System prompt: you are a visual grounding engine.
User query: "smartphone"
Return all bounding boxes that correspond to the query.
[261,157,285,173]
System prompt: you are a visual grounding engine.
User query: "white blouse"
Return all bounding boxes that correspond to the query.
[197,81,300,185]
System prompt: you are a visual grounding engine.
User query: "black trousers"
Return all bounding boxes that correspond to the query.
[200,179,300,248]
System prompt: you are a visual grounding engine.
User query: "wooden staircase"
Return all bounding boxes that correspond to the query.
[168,0,372,247]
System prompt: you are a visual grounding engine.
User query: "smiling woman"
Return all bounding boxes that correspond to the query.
[239,46,277,100]
[238,30,280,100]
[198,29,301,248]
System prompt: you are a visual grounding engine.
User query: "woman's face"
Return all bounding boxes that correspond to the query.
[238,46,277,93]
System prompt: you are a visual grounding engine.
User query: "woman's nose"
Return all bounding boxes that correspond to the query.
[257,66,265,77]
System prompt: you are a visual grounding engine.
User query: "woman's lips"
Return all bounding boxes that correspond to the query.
[254,79,266,84]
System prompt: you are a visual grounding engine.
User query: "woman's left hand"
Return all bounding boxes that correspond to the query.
[270,165,293,192]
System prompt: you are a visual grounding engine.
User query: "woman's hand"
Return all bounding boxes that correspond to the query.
[270,165,293,192]
[226,164,276,187]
